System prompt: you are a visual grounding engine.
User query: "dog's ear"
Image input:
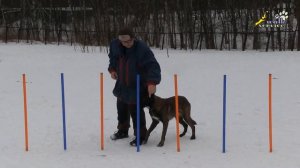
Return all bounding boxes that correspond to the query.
[141,94,155,108]
[141,93,151,108]
[149,94,155,108]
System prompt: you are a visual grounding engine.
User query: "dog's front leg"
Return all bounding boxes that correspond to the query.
[144,119,159,144]
[158,121,168,147]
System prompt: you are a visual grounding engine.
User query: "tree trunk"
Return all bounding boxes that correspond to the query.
[295,0,300,50]
[231,8,237,49]
[242,11,249,51]
[266,30,271,52]
[298,18,300,51]
[277,28,282,51]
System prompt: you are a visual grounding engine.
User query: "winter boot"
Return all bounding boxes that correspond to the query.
[110,130,129,140]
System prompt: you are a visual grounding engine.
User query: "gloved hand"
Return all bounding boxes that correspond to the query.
[148,84,156,97]
[110,71,118,80]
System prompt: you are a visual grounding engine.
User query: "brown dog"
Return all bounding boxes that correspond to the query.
[144,95,196,147]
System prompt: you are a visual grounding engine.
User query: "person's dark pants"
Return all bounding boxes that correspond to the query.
[117,99,147,139]
[116,99,131,131]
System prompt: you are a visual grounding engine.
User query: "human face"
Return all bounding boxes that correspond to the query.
[118,35,134,48]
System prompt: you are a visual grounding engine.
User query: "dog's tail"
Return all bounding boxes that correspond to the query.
[184,103,197,125]
[191,119,197,125]
[184,104,197,125]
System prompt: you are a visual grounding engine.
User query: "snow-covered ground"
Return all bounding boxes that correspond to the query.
[0,43,300,168]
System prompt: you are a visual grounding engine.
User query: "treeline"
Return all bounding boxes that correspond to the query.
[0,0,299,51]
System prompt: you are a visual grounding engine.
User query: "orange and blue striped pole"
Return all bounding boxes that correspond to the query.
[174,74,180,152]
[269,74,273,153]
[100,73,104,150]
[61,73,67,150]
[222,75,227,153]
[22,74,29,151]
[136,74,141,152]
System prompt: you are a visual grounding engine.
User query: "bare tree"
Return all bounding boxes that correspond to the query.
[0,0,298,51]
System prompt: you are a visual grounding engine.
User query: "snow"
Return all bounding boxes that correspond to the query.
[0,43,300,168]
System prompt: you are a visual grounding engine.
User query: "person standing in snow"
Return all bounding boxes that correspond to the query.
[108,27,161,146]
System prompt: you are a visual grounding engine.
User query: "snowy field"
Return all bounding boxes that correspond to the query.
[0,43,300,168]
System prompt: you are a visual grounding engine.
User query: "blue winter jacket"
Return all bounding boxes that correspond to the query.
[108,39,161,104]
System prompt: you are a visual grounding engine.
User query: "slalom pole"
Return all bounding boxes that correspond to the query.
[269,74,273,153]
[222,75,227,153]
[136,74,140,152]
[22,74,29,151]
[100,73,104,150]
[174,74,180,152]
[61,73,67,150]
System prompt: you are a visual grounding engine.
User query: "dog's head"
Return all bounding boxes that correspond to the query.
[144,94,163,117]
[141,94,155,108]
[141,94,156,117]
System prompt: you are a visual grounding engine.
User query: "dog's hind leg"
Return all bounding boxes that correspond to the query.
[144,119,159,144]
[188,119,196,140]
[179,116,188,137]
[185,117,196,140]
[183,106,196,140]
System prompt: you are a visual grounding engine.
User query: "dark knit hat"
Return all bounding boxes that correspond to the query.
[118,27,135,38]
